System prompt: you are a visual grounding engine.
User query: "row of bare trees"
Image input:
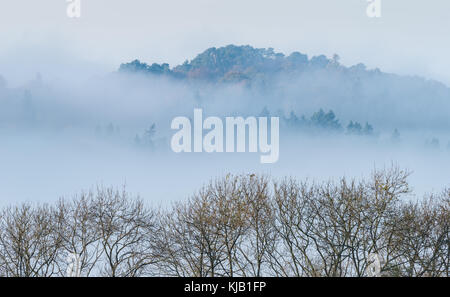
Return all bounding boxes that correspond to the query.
[0,167,448,277]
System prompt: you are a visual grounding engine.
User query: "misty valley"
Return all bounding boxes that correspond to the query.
[1,0,450,283]
[0,40,448,278]
[0,45,449,205]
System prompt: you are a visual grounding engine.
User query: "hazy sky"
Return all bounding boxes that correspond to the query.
[1,0,450,85]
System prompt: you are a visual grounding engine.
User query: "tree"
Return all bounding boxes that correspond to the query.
[0,204,63,277]
[428,138,440,149]
[0,170,448,277]
[54,192,103,276]
[347,121,363,135]
[91,187,158,277]
[363,122,374,135]
[391,129,401,142]
[311,109,341,130]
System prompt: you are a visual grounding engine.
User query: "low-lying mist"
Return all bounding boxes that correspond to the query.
[0,46,449,205]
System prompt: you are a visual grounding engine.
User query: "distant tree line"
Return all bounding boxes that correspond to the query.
[279,108,376,136]
[0,167,448,277]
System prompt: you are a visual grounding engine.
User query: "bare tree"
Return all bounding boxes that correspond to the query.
[54,192,103,276]
[0,169,447,277]
[235,174,275,277]
[0,204,63,277]
[270,167,411,277]
[158,185,225,277]
[91,187,158,277]
[388,191,449,276]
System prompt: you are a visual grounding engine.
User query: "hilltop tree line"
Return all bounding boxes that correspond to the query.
[0,167,448,277]
[118,45,378,84]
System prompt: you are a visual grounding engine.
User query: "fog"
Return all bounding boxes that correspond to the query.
[3,1,450,85]
[0,59,449,207]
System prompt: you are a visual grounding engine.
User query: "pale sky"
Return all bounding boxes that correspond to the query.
[1,0,450,85]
